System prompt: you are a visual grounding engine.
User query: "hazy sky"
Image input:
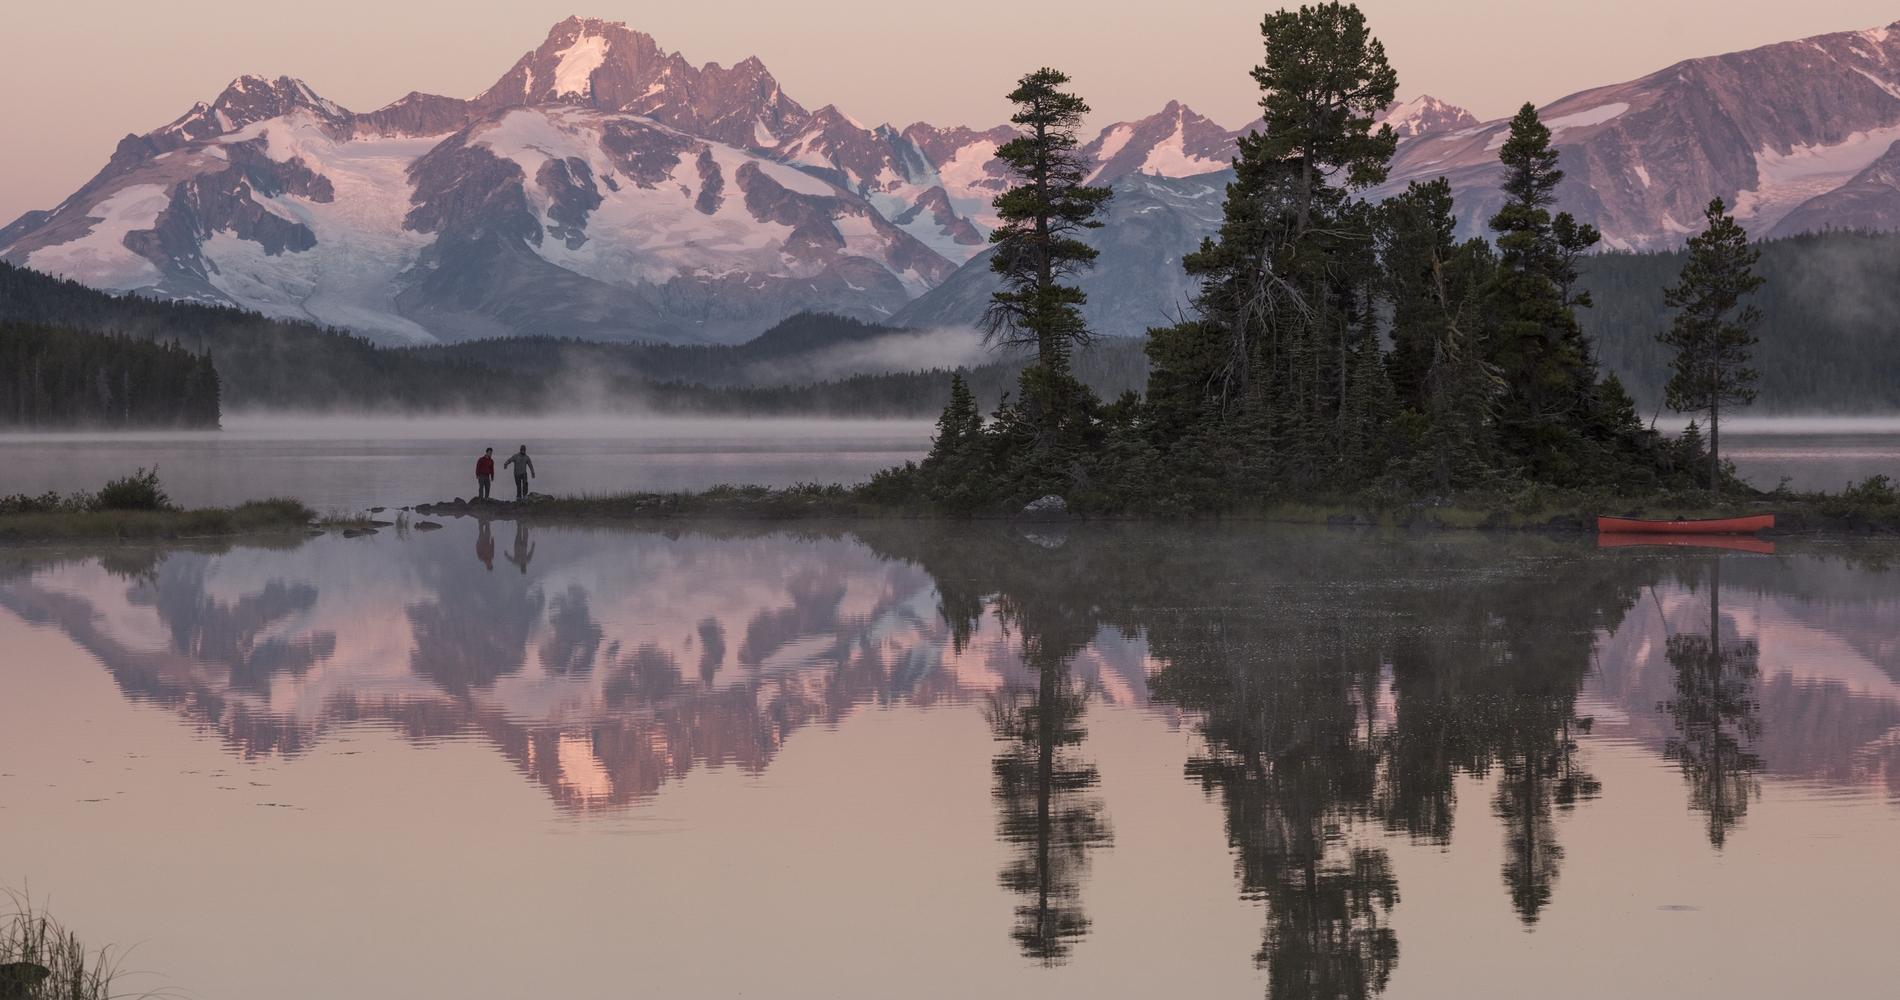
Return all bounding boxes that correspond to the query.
[3,0,1899,224]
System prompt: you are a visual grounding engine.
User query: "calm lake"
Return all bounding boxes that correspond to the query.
[0,415,937,511]
[0,415,1896,510]
[3,520,1898,1000]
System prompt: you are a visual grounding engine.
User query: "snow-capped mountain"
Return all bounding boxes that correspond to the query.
[0,17,1473,345]
[1082,101,1248,186]
[1372,21,1900,249]
[0,19,978,344]
[14,15,1900,346]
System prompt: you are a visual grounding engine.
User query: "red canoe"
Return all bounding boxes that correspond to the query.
[1595,514,1774,535]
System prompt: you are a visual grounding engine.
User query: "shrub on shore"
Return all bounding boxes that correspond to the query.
[1,892,120,1000]
[0,470,314,540]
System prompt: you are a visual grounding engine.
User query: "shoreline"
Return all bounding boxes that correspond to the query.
[4,486,1894,544]
[409,488,1900,536]
[0,499,316,544]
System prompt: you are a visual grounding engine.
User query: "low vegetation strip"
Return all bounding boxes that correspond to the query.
[405,477,1900,534]
[0,499,317,542]
[1,469,316,541]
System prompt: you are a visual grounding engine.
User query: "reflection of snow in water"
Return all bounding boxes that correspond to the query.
[0,523,1165,812]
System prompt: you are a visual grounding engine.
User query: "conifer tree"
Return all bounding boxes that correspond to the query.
[1658,198,1763,491]
[1376,178,1501,487]
[984,68,1113,452]
[1147,2,1399,492]
[1485,103,1608,482]
[917,372,994,511]
[1251,1,1399,234]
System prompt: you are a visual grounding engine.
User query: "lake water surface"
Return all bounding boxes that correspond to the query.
[3,521,1897,1000]
[1,415,1896,511]
[0,415,936,510]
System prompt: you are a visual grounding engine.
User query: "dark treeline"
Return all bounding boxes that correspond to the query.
[1584,229,1900,413]
[0,261,535,412]
[407,313,906,385]
[856,521,1718,992]
[0,262,1141,419]
[0,321,219,428]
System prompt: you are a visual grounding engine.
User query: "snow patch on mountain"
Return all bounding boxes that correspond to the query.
[1139,122,1222,176]
[1093,124,1135,164]
[552,34,611,98]
[934,142,1009,228]
[1734,122,1900,230]
[201,112,446,342]
[1547,103,1630,131]
[24,184,169,288]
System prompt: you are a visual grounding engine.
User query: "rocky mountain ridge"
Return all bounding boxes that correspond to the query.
[0,17,1483,345]
[9,16,1900,345]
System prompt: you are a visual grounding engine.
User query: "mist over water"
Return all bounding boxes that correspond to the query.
[1715,418,1900,491]
[0,414,1893,508]
[0,414,934,510]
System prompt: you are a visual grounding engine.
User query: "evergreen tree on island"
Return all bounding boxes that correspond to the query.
[983,68,1114,459]
[1658,198,1763,491]
[1145,1,1400,491]
[1485,103,1624,484]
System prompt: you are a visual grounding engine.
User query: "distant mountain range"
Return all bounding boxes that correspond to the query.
[8,16,1900,345]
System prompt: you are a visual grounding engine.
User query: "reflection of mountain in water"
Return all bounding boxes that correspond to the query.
[1591,554,1900,802]
[3,524,1898,993]
[0,525,1160,815]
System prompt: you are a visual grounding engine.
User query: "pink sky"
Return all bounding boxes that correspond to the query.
[3,1,1898,225]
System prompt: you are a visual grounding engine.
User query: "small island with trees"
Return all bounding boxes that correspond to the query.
[863,2,1831,524]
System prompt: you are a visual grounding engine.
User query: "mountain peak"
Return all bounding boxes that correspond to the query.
[1082,102,1243,185]
[1374,96,1478,139]
[475,18,810,148]
[151,75,351,148]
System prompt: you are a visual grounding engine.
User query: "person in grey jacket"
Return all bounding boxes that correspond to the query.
[503,445,535,499]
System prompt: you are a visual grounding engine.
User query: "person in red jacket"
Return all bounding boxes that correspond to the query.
[475,447,495,500]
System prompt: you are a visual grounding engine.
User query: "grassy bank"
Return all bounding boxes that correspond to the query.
[0,498,316,542]
[410,480,1900,534]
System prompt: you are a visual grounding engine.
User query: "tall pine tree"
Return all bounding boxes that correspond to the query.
[1658,198,1763,491]
[984,68,1114,455]
[1485,103,1618,483]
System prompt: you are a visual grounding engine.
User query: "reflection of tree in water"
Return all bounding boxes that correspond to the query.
[863,523,1653,993]
[870,523,1115,963]
[1659,559,1762,848]
[1160,616,1399,997]
[987,656,1110,963]
[1491,714,1598,924]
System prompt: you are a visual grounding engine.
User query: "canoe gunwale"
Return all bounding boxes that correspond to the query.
[1594,514,1775,535]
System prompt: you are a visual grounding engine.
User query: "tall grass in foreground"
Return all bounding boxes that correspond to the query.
[0,892,119,1000]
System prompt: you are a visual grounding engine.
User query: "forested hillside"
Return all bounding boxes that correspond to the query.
[1,321,220,428]
[1581,230,1900,412]
[0,262,1147,417]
